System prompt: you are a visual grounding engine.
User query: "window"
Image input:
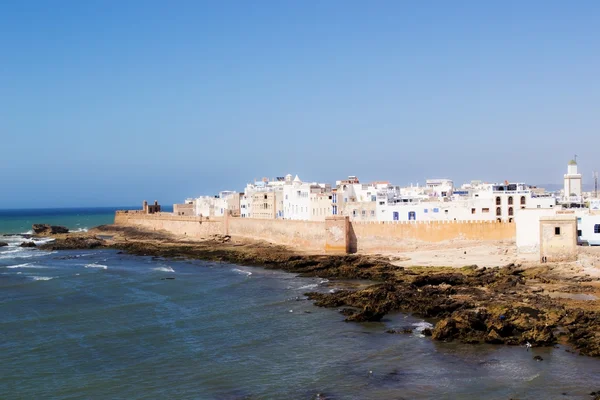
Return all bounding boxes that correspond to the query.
[264,195,267,200]
[496,207,501,216]
[424,209,428,213]
[371,210,375,217]
[352,210,357,217]
[362,210,366,216]
[578,230,582,237]
[482,208,490,213]
[595,224,600,234]
[471,208,476,214]
[496,197,501,206]
[408,211,416,220]
[508,196,513,205]
[555,227,561,235]
[433,208,439,213]
[520,196,526,205]
[371,195,376,202]
[508,207,513,216]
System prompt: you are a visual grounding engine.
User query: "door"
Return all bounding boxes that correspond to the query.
[393,211,399,221]
[408,211,416,221]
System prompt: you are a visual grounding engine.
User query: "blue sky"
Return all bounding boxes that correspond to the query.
[1,1,599,208]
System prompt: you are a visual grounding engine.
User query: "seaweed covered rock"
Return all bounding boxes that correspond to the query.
[32,224,69,235]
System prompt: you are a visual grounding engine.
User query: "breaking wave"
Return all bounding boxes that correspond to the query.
[31,276,54,281]
[297,283,319,290]
[6,263,43,269]
[153,266,175,273]
[85,264,108,270]
[232,268,252,276]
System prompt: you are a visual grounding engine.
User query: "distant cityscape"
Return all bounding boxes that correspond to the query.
[171,159,599,224]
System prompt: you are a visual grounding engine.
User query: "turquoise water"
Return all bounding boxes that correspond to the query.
[1,210,599,399]
[0,206,172,235]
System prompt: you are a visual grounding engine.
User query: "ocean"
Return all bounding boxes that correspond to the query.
[1,208,599,399]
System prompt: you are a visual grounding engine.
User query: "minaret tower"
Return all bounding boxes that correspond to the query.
[563,157,582,201]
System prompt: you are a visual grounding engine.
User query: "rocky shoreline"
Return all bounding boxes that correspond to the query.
[37,224,600,358]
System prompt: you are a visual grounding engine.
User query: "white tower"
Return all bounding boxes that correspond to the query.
[563,159,582,201]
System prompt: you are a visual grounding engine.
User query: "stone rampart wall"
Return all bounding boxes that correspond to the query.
[114,211,223,238]
[228,217,326,250]
[114,212,516,252]
[350,220,516,252]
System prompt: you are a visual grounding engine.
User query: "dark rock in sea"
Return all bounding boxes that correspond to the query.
[161,277,175,280]
[533,355,543,361]
[0,242,8,247]
[39,237,106,251]
[386,327,414,334]
[20,241,37,248]
[421,328,433,336]
[32,224,69,235]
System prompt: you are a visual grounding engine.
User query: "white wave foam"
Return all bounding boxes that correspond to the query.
[31,276,54,281]
[413,321,434,337]
[232,268,252,276]
[153,266,175,273]
[319,279,329,284]
[85,264,107,270]
[32,238,55,245]
[0,248,23,255]
[298,283,319,290]
[6,263,38,269]
[72,228,88,233]
[21,230,33,235]
[412,321,434,331]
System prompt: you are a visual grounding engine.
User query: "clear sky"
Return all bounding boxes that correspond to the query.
[1,1,599,208]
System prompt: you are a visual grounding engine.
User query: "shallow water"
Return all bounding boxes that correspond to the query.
[0,206,152,234]
[1,240,599,399]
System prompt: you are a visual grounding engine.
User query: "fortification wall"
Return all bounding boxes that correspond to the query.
[114,212,516,253]
[114,211,223,238]
[228,217,326,250]
[350,220,516,252]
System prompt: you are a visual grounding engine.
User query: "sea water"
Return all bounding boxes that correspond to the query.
[1,212,600,399]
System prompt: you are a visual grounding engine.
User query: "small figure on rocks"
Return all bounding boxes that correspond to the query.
[525,342,532,351]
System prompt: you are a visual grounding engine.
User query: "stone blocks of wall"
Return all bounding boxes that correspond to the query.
[114,212,516,254]
[114,212,223,238]
[228,217,326,250]
[350,220,516,252]
[325,217,349,253]
[539,216,577,262]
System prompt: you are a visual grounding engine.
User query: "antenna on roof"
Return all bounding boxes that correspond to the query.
[594,171,598,198]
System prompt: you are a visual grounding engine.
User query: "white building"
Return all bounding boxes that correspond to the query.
[377,182,556,222]
[335,176,393,221]
[193,191,238,217]
[564,159,583,203]
[283,175,332,220]
[240,176,288,218]
[578,214,600,246]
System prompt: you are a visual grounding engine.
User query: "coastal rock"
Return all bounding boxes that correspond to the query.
[432,310,489,343]
[32,224,69,235]
[39,236,105,251]
[521,326,556,346]
[0,242,8,247]
[20,241,37,248]
[533,355,543,361]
